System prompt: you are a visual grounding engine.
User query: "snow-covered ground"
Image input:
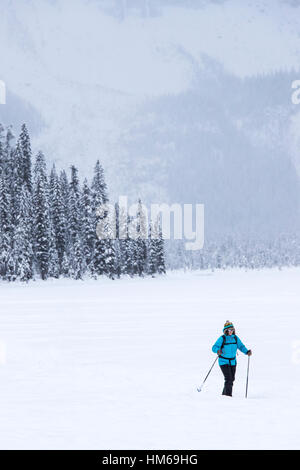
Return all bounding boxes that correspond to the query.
[0,268,299,449]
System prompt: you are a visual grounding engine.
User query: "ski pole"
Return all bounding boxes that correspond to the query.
[245,355,250,398]
[197,356,218,392]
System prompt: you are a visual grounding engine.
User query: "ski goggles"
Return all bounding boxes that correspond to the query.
[223,323,234,331]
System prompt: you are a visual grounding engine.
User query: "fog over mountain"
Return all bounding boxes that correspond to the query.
[1,0,300,239]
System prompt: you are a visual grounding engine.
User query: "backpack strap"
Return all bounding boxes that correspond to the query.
[221,334,226,353]
[222,335,237,346]
[219,355,236,365]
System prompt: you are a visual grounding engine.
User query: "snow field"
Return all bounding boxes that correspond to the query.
[0,268,299,449]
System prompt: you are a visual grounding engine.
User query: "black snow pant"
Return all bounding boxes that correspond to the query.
[220,364,236,396]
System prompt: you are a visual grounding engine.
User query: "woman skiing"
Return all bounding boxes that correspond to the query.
[212,321,252,397]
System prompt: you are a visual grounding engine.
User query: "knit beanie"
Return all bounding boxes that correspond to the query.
[223,320,234,332]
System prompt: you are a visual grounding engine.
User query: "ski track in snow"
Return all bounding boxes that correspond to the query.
[0,268,300,449]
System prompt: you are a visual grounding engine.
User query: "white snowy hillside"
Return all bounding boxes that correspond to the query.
[0,268,299,449]
[1,0,300,237]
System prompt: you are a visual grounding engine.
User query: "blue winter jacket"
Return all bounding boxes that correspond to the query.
[212,335,249,366]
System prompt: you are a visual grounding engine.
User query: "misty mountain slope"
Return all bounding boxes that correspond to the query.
[117,64,300,236]
[0,90,44,136]
[1,0,300,239]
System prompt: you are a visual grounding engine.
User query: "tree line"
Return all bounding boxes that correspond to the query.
[0,124,165,281]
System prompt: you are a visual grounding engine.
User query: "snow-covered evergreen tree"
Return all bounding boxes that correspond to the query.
[48,219,60,279]
[0,123,5,174]
[33,152,51,280]
[118,212,135,276]
[102,208,116,279]
[91,160,114,278]
[156,223,166,274]
[81,178,95,275]
[147,223,156,277]
[91,160,108,208]
[61,251,70,278]
[18,124,32,192]
[148,216,165,276]
[134,199,148,276]
[49,165,67,271]
[14,185,33,281]
[68,165,81,245]
[0,170,12,279]
[3,126,15,168]
[59,169,70,271]
[70,233,84,280]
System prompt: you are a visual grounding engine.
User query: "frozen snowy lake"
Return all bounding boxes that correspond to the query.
[0,268,300,449]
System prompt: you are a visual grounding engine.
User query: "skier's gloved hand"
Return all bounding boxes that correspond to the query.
[247,350,252,356]
[217,350,222,356]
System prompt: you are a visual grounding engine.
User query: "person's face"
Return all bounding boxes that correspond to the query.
[228,328,234,335]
